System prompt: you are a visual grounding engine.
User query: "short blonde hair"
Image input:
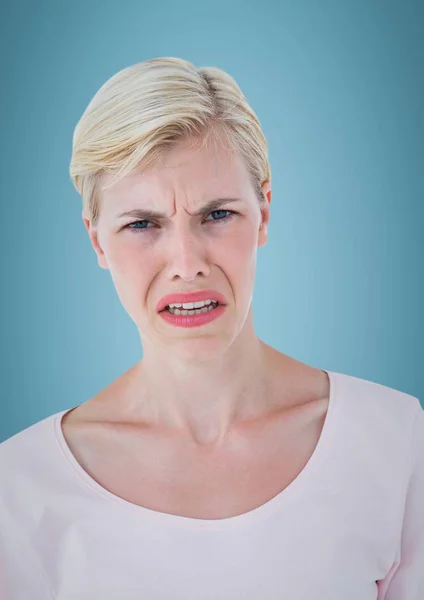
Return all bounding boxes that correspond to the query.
[69,57,271,226]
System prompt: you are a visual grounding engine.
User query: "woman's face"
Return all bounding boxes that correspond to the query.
[84,137,271,357]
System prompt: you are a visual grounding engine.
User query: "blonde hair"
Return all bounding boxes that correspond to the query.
[69,57,271,227]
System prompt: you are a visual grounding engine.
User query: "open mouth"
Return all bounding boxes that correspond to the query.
[163,301,220,315]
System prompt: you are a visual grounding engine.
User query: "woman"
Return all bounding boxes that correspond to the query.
[1,57,423,599]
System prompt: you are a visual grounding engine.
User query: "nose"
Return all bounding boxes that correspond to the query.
[163,222,211,282]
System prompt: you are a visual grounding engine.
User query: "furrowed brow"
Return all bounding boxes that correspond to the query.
[116,197,242,220]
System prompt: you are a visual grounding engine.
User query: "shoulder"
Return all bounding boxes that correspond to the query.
[0,409,76,538]
[1,409,59,444]
[331,370,423,509]
[0,410,66,479]
[0,412,69,599]
[332,369,421,422]
[330,370,422,480]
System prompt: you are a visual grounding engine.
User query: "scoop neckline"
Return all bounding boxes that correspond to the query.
[53,369,339,530]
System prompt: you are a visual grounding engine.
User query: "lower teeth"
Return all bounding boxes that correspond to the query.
[167,303,218,316]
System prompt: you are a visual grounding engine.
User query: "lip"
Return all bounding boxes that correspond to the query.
[156,289,228,313]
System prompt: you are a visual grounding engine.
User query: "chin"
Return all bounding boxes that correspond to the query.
[167,337,232,361]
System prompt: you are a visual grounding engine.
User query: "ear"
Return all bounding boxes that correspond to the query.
[258,180,271,248]
[82,210,109,270]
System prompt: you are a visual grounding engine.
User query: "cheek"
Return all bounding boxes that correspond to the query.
[226,227,258,261]
[109,237,153,271]
[216,228,258,290]
[106,241,153,301]
[104,243,155,325]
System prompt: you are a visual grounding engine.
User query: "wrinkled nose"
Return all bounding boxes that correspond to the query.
[163,226,211,282]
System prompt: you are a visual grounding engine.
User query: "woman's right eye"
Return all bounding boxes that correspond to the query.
[125,220,154,232]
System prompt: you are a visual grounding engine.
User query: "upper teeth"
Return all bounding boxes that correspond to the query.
[167,299,217,310]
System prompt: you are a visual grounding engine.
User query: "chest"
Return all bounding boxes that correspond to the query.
[61,398,328,520]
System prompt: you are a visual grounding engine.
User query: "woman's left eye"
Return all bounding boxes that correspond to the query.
[125,210,236,232]
[205,209,236,223]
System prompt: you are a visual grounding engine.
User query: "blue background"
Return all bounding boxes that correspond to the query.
[1,0,423,441]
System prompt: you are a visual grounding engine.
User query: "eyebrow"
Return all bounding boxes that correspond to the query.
[116,197,243,220]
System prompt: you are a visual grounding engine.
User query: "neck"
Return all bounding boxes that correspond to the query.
[121,317,276,446]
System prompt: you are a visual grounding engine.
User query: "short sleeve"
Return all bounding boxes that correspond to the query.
[381,402,424,599]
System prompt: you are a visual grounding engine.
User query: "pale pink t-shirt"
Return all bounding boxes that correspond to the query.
[1,370,423,599]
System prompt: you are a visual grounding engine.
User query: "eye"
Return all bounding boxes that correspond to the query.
[125,210,237,233]
[204,209,236,223]
[125,220,154,232]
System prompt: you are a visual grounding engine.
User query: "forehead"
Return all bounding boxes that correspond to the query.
[100,139,251,202]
